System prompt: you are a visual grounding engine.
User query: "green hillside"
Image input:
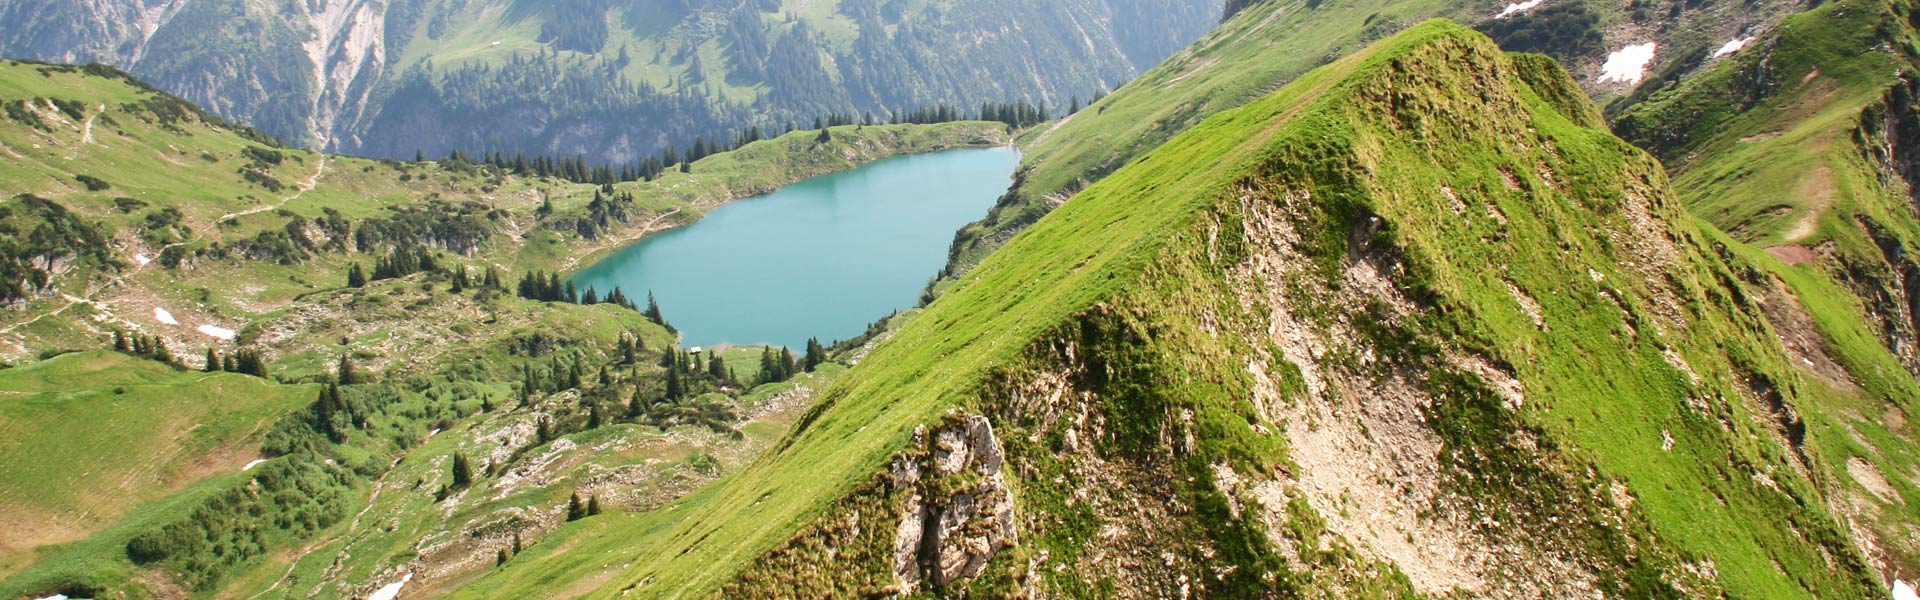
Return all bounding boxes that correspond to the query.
[0,352,313,578]
[0,58,1007,599]
[1610,0,1920,578]
[448,20,1914,597]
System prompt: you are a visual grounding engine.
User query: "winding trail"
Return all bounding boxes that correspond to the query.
[221,155,329,222]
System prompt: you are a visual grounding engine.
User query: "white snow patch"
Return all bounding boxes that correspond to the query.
[34,594,69,600]
[197,324,237,340]
[134,253,151,266]
[429,428,442,437]
[1896,580,1919,600]
[243,459,268,471]
[1598,42,1659,85]
[1712,36,1754,58]
[1496,0,1543,18]
[368,572,413,600]
[154,307,179,325]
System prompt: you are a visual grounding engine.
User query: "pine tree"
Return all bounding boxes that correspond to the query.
[347,262,366,288]
[588,402,603,429]
[537,417,552,444]
[587,495,603,516]
[113,330,129,352]
[337,353,358,385]
[566,493,585,521]
[664,367,685,401]
[452,452,473,488]
[804,337,825,372]
[450,267,467,293]
[513,532,523,553]
[815,127,832,144]
[233,350,268,378]
[205,348,221,373]
[497,549,509,566]
[644,291,667,328]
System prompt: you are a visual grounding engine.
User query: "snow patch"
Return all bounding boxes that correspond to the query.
[1897,580,1919,600]
[368,572,413,600]
[154,307,179,325]
[243,459,268,471]
[1598,42,1658,85]
[1496,0,1543,18]
[197,324,236,340]
[34,594,69,600]
[1712,36,1754,58]
[134,253,151,266]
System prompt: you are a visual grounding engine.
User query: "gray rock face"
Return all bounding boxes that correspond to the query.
[890,414,1015,590]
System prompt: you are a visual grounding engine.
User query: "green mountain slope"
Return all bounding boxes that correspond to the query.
[450,20,1913,597]
[0,59,1007,598]
[1611,0,1920,579]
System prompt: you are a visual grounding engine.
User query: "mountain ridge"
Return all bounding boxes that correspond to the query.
[440,18,1908,597]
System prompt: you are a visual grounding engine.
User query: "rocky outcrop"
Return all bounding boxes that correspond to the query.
[889,414,1015,590]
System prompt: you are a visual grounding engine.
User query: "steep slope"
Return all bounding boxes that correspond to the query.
[0,0,1220,159]
[453,21,1912,597]
[1611,0,1920,579]
[945,0,1804,278]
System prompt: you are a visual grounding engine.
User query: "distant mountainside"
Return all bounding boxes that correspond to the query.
[0,0,1220,162]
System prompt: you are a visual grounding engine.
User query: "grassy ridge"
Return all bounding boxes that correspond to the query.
[450,21,1898,597]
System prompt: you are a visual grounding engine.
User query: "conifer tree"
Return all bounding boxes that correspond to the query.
[452,452,473,488]
[588,495,603,516]
[804,338,825,372]
[566,493,585,521]
[347,262,367,288]
[337,354,358,385]
[664,367,685,401]
[205,348,221,373]
[644,291,667,328]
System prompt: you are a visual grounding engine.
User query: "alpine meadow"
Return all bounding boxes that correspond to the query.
[4,0,1920,599]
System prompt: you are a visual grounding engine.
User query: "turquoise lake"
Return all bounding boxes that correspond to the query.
[570,147,1021,350]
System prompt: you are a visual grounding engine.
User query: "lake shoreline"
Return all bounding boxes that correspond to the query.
[571,146,1023,351]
